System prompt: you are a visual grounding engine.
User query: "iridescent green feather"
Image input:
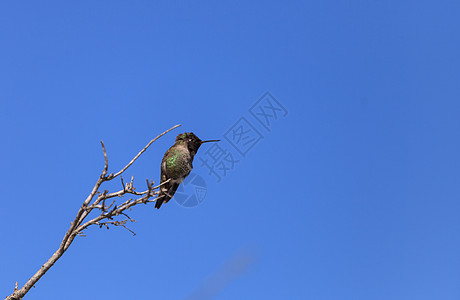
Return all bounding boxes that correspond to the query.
[166,149,179,168]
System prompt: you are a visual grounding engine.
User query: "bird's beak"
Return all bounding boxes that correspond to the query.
[201,139,220,144]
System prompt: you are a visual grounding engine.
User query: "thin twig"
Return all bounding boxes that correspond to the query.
[100,141,109,179]
[112,124,181,179]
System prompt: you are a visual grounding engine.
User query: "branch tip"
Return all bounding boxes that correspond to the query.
[111,124,181,179]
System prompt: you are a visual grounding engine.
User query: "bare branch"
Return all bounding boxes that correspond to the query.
[120,224,137,236]
[5,125,180,300]
[121,176,125,190]
[96,220,137,236]
[100,140,109,179]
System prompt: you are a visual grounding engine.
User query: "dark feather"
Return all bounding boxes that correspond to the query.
[155,181,179,209]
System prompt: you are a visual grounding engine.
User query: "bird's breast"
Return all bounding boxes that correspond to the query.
[163,147,192,179]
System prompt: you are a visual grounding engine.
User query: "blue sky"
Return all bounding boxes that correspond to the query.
[1,1,460,299]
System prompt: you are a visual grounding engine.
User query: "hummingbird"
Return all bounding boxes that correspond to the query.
[155,132,220,209]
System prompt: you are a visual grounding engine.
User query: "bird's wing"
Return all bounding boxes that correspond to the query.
[156,158,180,209]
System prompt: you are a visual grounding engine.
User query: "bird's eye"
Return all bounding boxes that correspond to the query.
[188,139,192,142]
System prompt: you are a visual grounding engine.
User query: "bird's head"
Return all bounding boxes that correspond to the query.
[175,132,220,155]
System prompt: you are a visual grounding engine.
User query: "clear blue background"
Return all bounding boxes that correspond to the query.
[1,1,459,299]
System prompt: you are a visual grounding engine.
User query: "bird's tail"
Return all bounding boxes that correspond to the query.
[155,195,168,209]
[155,182,178,209]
